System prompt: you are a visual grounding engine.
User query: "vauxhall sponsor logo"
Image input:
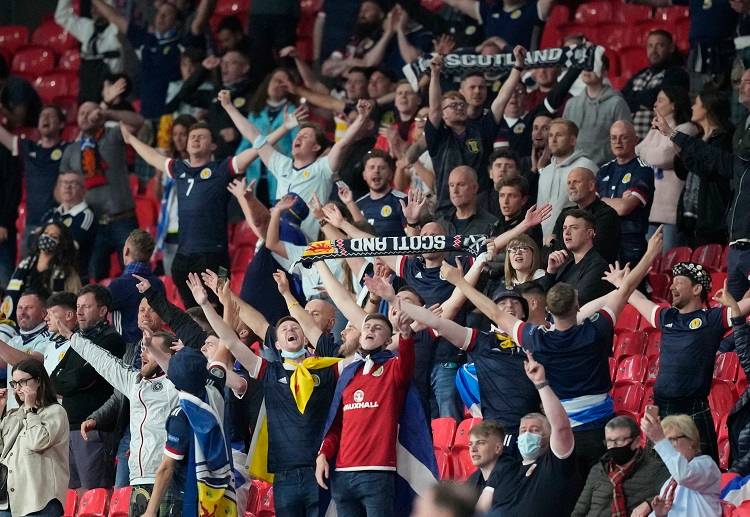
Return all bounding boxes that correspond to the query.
[344,389,380,411]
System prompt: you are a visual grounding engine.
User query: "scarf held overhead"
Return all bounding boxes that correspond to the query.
[402,45,599,91]
[296,234,487,267]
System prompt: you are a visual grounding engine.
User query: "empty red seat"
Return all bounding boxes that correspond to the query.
[12,45,55,77]
[35,71,79,103]
[0,25,29,53]
[714,352,740,383]
[134,194,159,231]
[231,245,254,273]
[615,355,647,385]
[648,272,671,301]
[609,356,617,380]
[540,5,570,48]
[231,221,258,248]
[661,246,693,273]
[108,486,132,517]
[596,23,639,51]
[709,381,739,417]
[719,438,731,470]
[654,5,689,22]
[77,488,109,517]
[431,417,457,452]
[710,272,727,300]
[64,489,78,517]
[451,417,481,481]
[216,0,251,15]
[692,244,723,272]
[257,485,274,517]
[59,48,81,71]
[615,304,641,332]
[574,1,613,23]
[246,480,268,516]
[54,95,79,124]
[62,124,80,141]
[613,383,645,416]
[645,355,659,385]
[614,330,647,359]
[644,329,661,359]
[160,275,184,309]
[230,271,245,293]
[613,3,652,23]
[32,19,78,52]
[617,46,650,79]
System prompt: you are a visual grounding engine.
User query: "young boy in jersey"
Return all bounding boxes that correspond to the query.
[315,309,416,515]
[120,114,297,308]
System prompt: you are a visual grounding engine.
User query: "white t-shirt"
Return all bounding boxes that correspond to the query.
[267,151,334,241]
[273,243,349,301]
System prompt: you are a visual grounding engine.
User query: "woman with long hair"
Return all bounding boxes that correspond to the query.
[636,86,692,252]
[504,235,545,288]
[235,67,300,205]
[674,87,734,247]
[1,222,81,322]
[0,359,69,516]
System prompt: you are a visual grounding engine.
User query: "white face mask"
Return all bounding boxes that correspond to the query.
[281,348,306,359]
[517,431,544,460]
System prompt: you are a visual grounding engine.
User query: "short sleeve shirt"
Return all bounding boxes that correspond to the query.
[166,157,237,254]
[267,151,334,241]
[651,305,731,399]
[596,157,654,236]
[478,0,543,49]
[355,190,407,237]
[513,309,615,399]
[14,139,68,226]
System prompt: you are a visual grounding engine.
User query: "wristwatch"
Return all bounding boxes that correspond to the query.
[24,407,37,415]
[534,381,549,390]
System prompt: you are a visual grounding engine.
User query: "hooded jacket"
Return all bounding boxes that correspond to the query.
[563,86,633,166]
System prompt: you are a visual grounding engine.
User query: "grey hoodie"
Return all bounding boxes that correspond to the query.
[563,85,633,166]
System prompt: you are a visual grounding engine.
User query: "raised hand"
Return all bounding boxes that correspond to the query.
[439,260,464,286]
[202,55,221,70]
[363,275,396,302]
[356,99,374,120]
[651,112,673,137]
[338,182,353,204]
[310,193,325,220]
[602,261,630,289]
[102,77,127,104]
[523,350,546,384]
[217,89,232,108]
[227,177,247,200]
[650,495,672,517]
[547,250,568,274]
[279,46,298,59]
[48,311,73,339]
[433,34,455,56]
[399,189,426,225]
[133,274,152,294]
[485,238,497,260]
[393,299,414,337]
[186,272,209,306]
[430,53,445,75]
[646,224,664,256]
[274,194,297,213]
[640,410,665,444]
[322,203,345,228]
[513,45,527,68]
[713,280,741,316]
[523,203,553,228]
[272,269,291,295]
[201,269,221,296]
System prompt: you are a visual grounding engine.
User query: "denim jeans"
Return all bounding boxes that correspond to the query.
[430,362,463,421]
[89,217,138,281]
[0,498,63,517]
[727,246,750,300]
[272,467,318,517]
[331,471,395,516]
[114,429,131,488]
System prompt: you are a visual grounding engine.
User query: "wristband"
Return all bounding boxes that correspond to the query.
[513,65,524,72]
[287,301,300,310]
[534,381,549,390]
[406,221,420,228]
[252,135,268,149]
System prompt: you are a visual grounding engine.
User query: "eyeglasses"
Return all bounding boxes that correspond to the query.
[9,376,36,389]
[667,434,688,445]
[508,246,532,254]
[442,102,466,111]
[604,436,634,447]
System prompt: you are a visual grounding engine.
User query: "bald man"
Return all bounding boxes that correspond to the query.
[440,166,497,236]
[552,167,621,264]
[595,120,654,266]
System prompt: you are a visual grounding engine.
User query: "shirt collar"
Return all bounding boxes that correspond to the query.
[124,262,153,277]
[59,200,89,217]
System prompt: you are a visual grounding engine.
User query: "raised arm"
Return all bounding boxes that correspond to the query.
[428,55,444,128]
[55,0,94,43]
[272,269,325,347]
[105,107,144,131]
[0,123,16,152]
[201,269,270,341]
[186,273,261,374]
[490,46,526,123]
[315,261,367,328]
[190,0,214,35]
[442,0,480,19]
[525,351,574,458]
[91,0,128,33]
[327,100,373,173]
[217,90,274,166]
[440,260,521,334]
[227,179,270,239]
[440,253,487,321]
[493,204,553,250]
[121,123,167,172]
[291,85,346,113]
[265,195,296,259]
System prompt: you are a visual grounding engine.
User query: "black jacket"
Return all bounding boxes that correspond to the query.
[728,321,750,474]
[144,285,207,350]
[673,131,750,242]
[622,56,689,114]
[551,199,621,265]
[539,247,614,305]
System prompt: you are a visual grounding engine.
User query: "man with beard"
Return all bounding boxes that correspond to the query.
[321,0,387,78]
[50,310,183,513]
[356,150,407,237]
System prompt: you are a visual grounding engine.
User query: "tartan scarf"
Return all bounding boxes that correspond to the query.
[629,68,666,139]
[607,448,643,517]
[80,126,109,190]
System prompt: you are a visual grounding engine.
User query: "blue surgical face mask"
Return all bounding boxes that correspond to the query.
[281,348,306,359]
[517,431,544,460]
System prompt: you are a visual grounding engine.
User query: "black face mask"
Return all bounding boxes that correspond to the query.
[606,444,637,465]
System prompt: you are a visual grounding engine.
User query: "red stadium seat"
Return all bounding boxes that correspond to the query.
[231,245,254,273]
[108,486,132,517]
[35,71,79,103]
[613,330,646,360]
[160,275,185,309]
[645,355,659,385]
[574,1,613,24]
[654,5,689,22]
[215,0,251,16]
[617,46,650,80]
[644,329,661,359]
[230,271,245,293]
[709,272,727,300]
[692,244,723,272]
[612,383,645,418]
[32,19,79,52]
[134,194,159,232]
[642,384,655,411]
[77,488,109,517]
[432,417,457,452]
[648,272,671,301]
[13,126,40,141]
[558,22,599,42]
[615,304,641,332]
[257,485,275,517]
[612,3,652,23]
[714,352,739,383]
[609,356,617,380]
[62,124,80,141]
[54,95,79,124]
[596,23,639,51]
[451,417,481,480]
[709,381,739,417]
[0,25,29,53]
[59,48,81,71]
[661,246,692,273]
[547,4,570,27]
[231,222,258,248]
[539,5,569,48]
[719,438,731,470]
[721,245,730,272]
[615,355,647,385]
[11,45,55,77]
[64,489,78,517]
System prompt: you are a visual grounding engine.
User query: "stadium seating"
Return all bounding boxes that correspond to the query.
[710,381,740,417]
[77,488,109,517]
[614,355,647,385]
[0,25,29,53]
[648,272,671,301]
[693,244,724,272]
[612,2,652,24]
[432,417,457,479]
[612,383,644,420]
[615,304,641,332]
[11,45,56,78]
[451,417,481,481]
[574,1,613,24]
[108,486,132,517]
[715,353,740,383]
[31,19,78,52]
[613,330,647,360]
[59,48,81,71]
[35,71,80,103]
[64,489,78,517]
[661,246,692,273]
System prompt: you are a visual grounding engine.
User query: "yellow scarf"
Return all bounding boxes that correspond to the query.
[287,357,342,413]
